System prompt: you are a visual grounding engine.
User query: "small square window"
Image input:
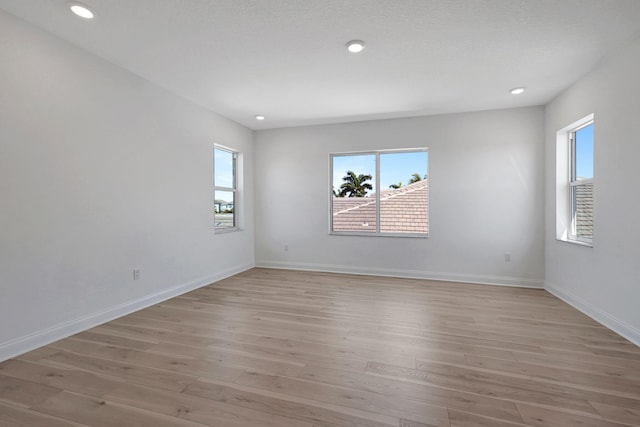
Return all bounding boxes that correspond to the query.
[330,149,428,237]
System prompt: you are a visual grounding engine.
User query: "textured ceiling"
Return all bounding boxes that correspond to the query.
[2,0,640,130]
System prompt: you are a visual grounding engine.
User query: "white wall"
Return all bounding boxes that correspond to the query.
[0,10,255,361]
[255,107,545,287]
[545,35,640,345]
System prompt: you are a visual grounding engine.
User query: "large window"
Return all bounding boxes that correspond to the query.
[214,146,237,231]
[330,149,428,236]
[556,115,594,246]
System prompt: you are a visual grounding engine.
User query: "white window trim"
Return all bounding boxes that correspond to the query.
[329,148,429,238]
[555,114,594,247]
[214,144,240,233]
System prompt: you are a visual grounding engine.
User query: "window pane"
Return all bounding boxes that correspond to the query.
[573,183,593,240]
[214,148,234,188]
[214,190,235,229]
[332,195,377,232]
[575,123,594,180]
[332,154,376,232]
[380,151,428,234]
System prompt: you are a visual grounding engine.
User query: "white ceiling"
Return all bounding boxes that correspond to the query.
[2,1,640,130]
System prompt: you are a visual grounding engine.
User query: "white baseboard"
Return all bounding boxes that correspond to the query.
[0,263,254,362]
[255,260,544,288]
[545,282,640,347]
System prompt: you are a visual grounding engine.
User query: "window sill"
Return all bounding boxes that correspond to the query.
[215,227,242,235]
[330,231,429,239]
[556,238,593,248]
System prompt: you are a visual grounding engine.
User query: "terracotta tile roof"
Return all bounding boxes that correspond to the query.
[332,180,428,234]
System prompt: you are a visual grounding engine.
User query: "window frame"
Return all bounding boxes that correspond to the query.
[568,121,594,245]
[555,114,594,247]
[329,148,429,238]
[213,145,239,233]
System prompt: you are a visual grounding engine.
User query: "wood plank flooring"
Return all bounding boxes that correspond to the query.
[1,268,639,426]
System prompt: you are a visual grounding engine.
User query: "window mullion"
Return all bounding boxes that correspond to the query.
[232,152,237,189]
[375,153,381,234]
[214,186,235,192]
[570,131,576,237]
[570,131,576,182]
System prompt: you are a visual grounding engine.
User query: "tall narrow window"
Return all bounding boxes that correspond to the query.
[214,146,237,231]
[570,122,594,243]
[556,114,594,246]
[330,149,428,237]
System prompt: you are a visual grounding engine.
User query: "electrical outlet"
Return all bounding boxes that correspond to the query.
[504,253,511,262]
[133,269,141,280]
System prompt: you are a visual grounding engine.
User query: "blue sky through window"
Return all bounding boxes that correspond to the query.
[332,151,428,195]
[575,123,594,179]
[332,154,375,195]
[381,151,428,189]
[214,148,234,188]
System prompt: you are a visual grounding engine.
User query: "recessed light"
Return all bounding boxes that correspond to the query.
[69,2,94,19]
[510,87,525,95]
[346,40,366,53]
[255,115,265,121]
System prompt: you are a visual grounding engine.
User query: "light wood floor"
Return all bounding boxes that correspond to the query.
[1,268,639,427]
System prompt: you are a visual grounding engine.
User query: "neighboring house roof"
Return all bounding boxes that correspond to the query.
[575,182,593,239]
[332,180,428,234]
